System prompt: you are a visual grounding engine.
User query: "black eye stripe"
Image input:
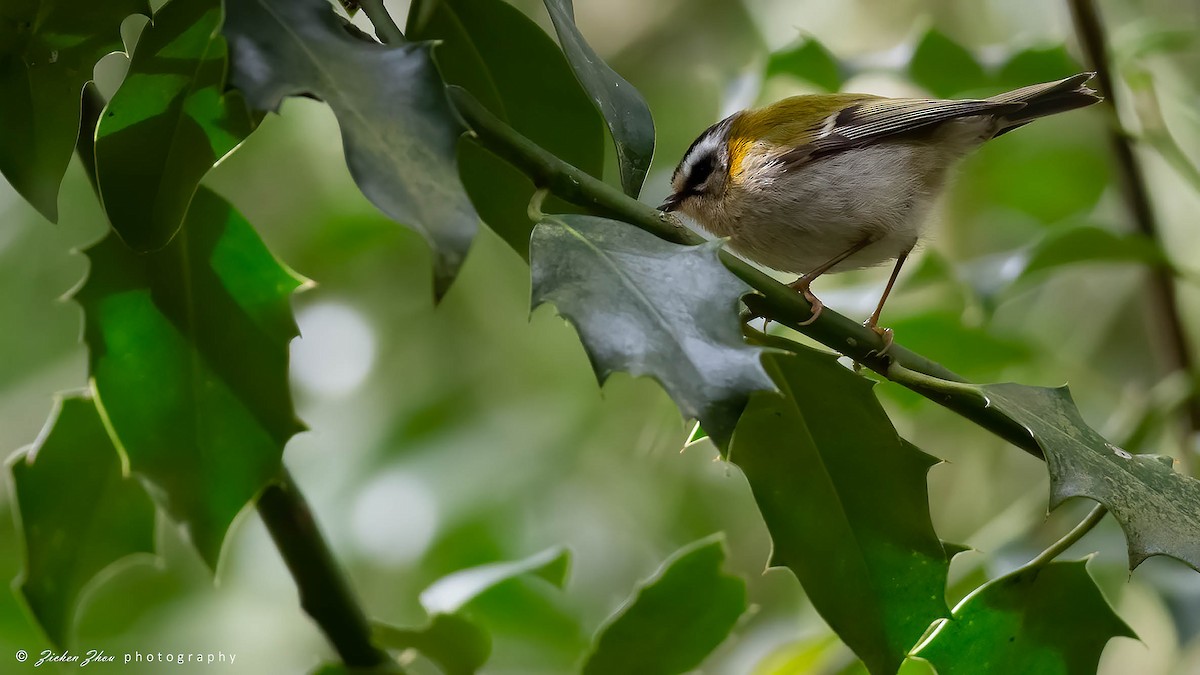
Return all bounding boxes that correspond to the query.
[682,154,716,194]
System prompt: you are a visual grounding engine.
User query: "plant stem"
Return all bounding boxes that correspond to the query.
[448,86,1048,460]
[1023,503,1109,571]
[1067,0,1200,436]
[258,470,398,670]
[359,0,405,44]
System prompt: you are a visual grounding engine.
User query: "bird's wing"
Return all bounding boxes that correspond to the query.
[779,97,1025,169]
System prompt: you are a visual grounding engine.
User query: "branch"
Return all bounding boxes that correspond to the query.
[1067,0,1200,434]
[447,86,1047,460]
[258,471,398,670]
[359,0,406,44]
[1023,503,1109,571]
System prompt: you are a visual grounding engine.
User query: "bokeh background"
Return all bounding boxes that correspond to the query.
[2,0,1200,672]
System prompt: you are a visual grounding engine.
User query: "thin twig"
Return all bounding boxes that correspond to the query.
[359,0,405,44]
[1067,0,1200,437]
[1023,503,1109,571]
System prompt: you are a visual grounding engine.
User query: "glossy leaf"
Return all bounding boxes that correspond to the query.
[975,382,1200,570]
[75,188,305,568]
[908,29,987,98]
[731,341,950,675]
[374,614,490,675]
[530,214,773,449]
[224,0,477,298]
[95,0,254,251]
[914,560,1134,674]
[0,0,149,220]
[582,536,746,675]
[406,0,603,258]
[11,396,156,647]
[766,38,844,92]
[1017,224,1166,282]
[542,0,655,198]
[421,546,570,614]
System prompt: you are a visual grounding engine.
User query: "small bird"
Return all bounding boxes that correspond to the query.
[660,73,1101,348]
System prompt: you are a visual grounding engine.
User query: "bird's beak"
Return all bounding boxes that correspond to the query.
[658,194,681,212]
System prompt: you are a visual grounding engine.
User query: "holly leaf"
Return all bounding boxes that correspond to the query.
[908,29,987,98]
[373,614,490,675]
[913,560,1134,674]
[731,340,950,675]
[529,214,773,449]
[224,0,477,298]
[766,37,844,92]
[75,188,305,568]
[542,0,655,198]
[11,395,156,647]
[976,382,1200,570]
[1016,224,1167,283]
[406,0,603,258]
[95,0,255,251]
[420,546,569,614]
[0,0,149,220]
[582,536,746,675]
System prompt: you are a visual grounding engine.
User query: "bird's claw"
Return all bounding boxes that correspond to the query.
[864,325,894,358]
[796,287,824,326]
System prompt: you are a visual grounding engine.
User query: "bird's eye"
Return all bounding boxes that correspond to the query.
[682,153,716,195]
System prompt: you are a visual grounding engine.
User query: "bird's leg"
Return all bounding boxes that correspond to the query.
[788,238,876,326]
[863,251,909,357]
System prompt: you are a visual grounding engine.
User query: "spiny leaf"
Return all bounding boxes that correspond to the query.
[529,214,773,449]
[0,0,150,220]
[373,614,490,675]
[406,0,603,258]
[542,0,655,198]
[908,29,988,98]
[766,37,844,92]
[11,396,156,647]
[75,188,305,568]
[95,0,255,251]
[976,382,1200,570]
[582,536,746,675]
[913,560,1134,674]
[731,340,950,675]
[224,0,477,298]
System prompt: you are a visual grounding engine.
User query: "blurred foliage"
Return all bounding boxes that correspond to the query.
[1,0,1199,674]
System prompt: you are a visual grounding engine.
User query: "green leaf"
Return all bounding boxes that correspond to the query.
[11,395,156,647]
[95,0,254,251]
[529,214,773,449]
[224,0,477,298]
[765,37,844,92]
[374,614,490,675]
[913,560,1134,674]
[908,29,987,98]
[731,341,950,675]
[996,46,1084,91]
[1016,224,1166,282]
[406,0,603,258]
[75,188,305,568]
[0,0,150,220]
[582,536,746,675]
[421,546,570,614]
[542,0,655,198]
[974,382,1200,571]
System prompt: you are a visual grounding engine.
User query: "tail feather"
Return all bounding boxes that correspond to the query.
[988,72,1102,135]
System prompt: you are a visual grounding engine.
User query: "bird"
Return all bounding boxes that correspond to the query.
[659,72,1101,350]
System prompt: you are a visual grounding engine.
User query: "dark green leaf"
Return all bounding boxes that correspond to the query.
[0,0,149,220]
[765,38,844,92]
[1017,225,1166,282]
[374,614,490,675]
[75,188,305,568]
[11,396,156,647]
[224,0,477,298]
[908,29,987,98]
[530,214,773,449]
[582,536,746,675]
[914,560,1134,674]
[420,546,570,614]
[542,0,655,198]
[977,382,1200,570]
[996,46,1084,90]
[731,341,950,675]
[95,0,254,251]
[406,0,603,258]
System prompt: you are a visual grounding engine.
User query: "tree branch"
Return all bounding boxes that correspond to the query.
[447,86,1047,460]
[359,0,405,45]
[1023,503,1109,571]
[1067,0,1200,434]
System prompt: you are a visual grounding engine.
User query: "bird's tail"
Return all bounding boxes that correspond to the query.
[988,72,1102,135]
